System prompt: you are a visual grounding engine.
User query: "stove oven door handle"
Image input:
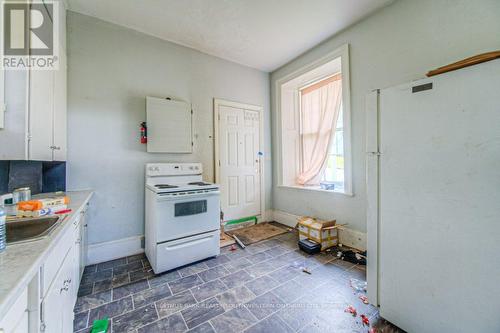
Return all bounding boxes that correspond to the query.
[156,190,220,201]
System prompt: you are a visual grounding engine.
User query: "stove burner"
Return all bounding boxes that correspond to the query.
[188,182,211,186]
[155,184,179,189]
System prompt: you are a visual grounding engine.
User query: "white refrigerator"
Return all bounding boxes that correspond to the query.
[366,59,500,333]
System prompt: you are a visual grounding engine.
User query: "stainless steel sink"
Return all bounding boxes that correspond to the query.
[6,216,65,244]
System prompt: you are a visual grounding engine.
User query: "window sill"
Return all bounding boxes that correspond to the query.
[277,184,354,197]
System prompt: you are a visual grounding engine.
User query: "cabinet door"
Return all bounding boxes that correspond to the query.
[72,220,82,303]
[62,245,76,333]
[42,246,75,333]
[80,211,87,278]
[41,273,63,333]
[29,69,54,161]
[52,50,67,161]
[0,289,28,333]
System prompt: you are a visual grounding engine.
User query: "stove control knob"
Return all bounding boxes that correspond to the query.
[194,166,199,170]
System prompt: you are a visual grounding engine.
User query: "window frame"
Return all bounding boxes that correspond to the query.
[275,44,353,196]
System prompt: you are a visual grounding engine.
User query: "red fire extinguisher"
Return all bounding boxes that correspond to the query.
[140,122,147,144]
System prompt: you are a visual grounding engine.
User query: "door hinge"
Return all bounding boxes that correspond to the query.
[218,114,220,121]
[218,160,221,166]
[191,109,193,114]
[191,141,194,146]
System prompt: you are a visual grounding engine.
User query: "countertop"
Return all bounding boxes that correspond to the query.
[0,190,94,318]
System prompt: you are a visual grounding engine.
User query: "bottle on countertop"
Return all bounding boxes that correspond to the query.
[0,203,6,252]
[0,193,13,252]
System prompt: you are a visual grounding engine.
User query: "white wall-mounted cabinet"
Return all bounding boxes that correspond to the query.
[146,96,193,153]
[0,0,67,161]
[29,50,68,161]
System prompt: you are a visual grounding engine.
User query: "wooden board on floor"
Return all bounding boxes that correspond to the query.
[226,222,288,245]
[220,232,235,248]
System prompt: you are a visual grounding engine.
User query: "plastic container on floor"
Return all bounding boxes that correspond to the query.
[298,238,321,254]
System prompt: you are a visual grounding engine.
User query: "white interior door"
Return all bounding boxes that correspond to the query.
[216,101,262,222]
[378,60,500,333]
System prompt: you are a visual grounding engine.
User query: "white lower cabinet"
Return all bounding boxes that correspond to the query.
[41,246,76,333]
[0,289,29,333]
[0,204,89,333]
[41,215,86,333]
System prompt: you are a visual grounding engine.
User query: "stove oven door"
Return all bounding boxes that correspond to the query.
[153,191,220,243]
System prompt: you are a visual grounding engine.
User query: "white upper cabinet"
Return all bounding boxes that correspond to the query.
[29,69,55,161]
[0,1,67,161]
[52,48,67,161]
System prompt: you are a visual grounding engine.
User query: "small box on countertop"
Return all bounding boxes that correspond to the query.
[297,216,338,251]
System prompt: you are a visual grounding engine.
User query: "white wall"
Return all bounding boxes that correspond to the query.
[271,0,500,233]
[67,12,271,245]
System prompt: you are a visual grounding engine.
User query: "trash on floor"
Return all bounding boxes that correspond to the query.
[233,234,246,249]
[301,267,312,274]
[361,314,370,326]
[359,295,369,304]
[345,305,357,316]
[91,317,109,333]
[335,246,367,265]
[350,278,367,292]
[229,244,237,251]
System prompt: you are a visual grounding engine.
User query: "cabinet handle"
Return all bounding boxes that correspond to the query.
[76,238,81,244]
[50,146,61,150]
[60,279,72,292]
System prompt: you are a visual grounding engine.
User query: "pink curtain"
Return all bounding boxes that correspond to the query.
[296,76,342,185]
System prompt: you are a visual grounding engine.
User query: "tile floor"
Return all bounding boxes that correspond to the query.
[73,229,403,333]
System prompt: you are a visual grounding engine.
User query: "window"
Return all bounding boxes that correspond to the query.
[322,106,344,191]
[277,44,352,195]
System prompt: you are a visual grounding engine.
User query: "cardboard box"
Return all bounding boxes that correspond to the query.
[297,216,338,251]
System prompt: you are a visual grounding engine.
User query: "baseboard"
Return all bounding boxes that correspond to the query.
[338,227,366,251]
[271,210,301,228]
[87,236,144,265]
[270,209,367,251]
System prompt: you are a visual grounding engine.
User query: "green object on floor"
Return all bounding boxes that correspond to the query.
[91,317,109,333]
[225,215,258,226]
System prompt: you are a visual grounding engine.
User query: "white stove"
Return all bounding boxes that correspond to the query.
[145,163,220,274]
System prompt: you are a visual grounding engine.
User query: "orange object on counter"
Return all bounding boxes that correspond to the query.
[17,197,69,211]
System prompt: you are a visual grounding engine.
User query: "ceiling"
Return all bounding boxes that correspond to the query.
[66,0,393,72]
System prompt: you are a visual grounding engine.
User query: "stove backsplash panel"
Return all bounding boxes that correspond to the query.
[0,160,66,195]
